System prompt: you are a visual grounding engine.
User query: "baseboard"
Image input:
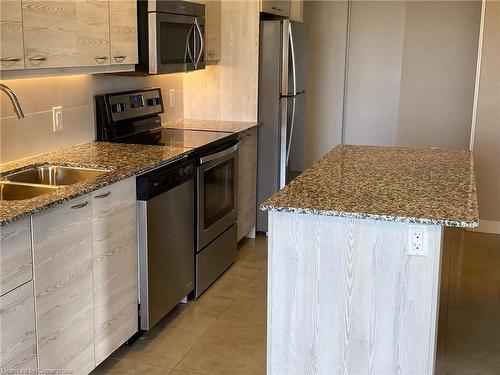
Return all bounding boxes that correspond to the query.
[467,220,500,234]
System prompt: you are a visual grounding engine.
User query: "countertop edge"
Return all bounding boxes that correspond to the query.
[0,150,191,227]
[260,204,480,229]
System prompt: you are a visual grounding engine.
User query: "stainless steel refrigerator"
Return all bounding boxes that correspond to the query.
[257,19,308,232]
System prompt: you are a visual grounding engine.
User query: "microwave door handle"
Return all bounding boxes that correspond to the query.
[199,142,240,165]
[185,24,194,63]
[194,18,204,67]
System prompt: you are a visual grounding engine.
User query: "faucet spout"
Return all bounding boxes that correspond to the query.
[0,83,24,119]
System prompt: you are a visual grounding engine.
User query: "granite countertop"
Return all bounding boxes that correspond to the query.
[0,142,192,226]
[163,118,260,134]
[262,145,479,228]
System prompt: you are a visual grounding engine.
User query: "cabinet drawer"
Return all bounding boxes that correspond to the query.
[0,280,37,371]
[0,218,32,296]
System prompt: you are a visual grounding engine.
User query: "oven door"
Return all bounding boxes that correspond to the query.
[197,141,239,250]
[148,12,196,74]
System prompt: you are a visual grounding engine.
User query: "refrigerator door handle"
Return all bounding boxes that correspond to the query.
[286,23,298,167]
[286,96,297,167]
[289,23,297,96]
[279,98,288,189]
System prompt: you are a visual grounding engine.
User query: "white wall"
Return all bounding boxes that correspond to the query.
[303,0,348,167]
[0,74,183,163]
[473,0,500,232]
[304,0,482,163]
[396,1,481,149]
[344,1,407,147]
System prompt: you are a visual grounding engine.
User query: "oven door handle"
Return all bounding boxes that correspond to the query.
[199,142,239,165]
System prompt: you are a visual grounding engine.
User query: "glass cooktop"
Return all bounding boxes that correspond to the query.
[158,128,233,149]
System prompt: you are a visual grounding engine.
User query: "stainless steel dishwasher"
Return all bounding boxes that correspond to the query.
[136,157,195,331]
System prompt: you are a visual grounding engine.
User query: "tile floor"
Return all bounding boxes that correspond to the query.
[92,231,499,375]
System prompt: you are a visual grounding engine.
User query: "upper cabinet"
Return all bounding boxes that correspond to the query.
[260,0,291,18]
[109,0,138,65]
[1,0,137,74]
[206,0,221,62]
[0,0,25,70]
[22,0,110,69]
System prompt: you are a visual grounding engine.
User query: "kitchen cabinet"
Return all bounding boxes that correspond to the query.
[237,128,258,241]
[4,0,137,73]
[32,196,95,374]
[290,0,303,22]
[206,0,221,62]
[109,0,138,65]
[92,178,138,366]
[0,0,24,70]
[260,0,291,18]
[22,0,111,69]
[0,281,37,371]
[0,217,32,296]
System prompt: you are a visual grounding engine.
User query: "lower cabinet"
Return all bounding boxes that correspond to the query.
[2,177,138,374]
[32,195,95,375]
[0,281,37,371]
[92,177,138,366]
[30,178,138,374]
[237,128,258,241]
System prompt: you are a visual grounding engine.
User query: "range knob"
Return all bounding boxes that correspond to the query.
[111,103,126,113]
[147,97,161,106]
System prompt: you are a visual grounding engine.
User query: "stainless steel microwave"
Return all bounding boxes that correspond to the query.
[137,0,205,75]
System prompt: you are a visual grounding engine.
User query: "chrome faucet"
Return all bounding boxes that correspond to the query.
[0,83,24,119]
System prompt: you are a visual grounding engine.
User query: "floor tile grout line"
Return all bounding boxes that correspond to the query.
[172,241,267,372]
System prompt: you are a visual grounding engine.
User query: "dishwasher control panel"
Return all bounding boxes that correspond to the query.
[137,157,194,200]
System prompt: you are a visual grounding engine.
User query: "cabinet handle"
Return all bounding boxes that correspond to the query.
[272,6,283,12]
[113,55,126,62]
[95,56,108,63]
[94,191,111,199]
[71,201,88,209]
[1,57,21,62]
[29,56,47,61]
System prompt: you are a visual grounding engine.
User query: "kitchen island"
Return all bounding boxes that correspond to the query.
[262,145,478,375]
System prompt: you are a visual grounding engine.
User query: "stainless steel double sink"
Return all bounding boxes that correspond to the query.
[0,165,110,201]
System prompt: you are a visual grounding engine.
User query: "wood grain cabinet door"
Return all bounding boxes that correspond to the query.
[32,196,95,375]
[205,0,221,62]
[0,217,32,296]
[22,0,110,69]
[237,128,258,240]
[260,0,290,17]
[91,177,138,366]
[109,0,138,65]
[0,0,25,70]
[0,281,37,371]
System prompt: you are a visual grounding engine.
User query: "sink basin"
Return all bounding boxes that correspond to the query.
[4,165,109,186]
[0,182,58,200]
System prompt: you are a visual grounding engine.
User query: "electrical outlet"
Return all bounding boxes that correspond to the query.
[408,227,426,256]
[52,106,63,132]
[169,89,175,108]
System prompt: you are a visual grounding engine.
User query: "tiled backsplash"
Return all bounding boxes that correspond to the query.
[0,74,183,163]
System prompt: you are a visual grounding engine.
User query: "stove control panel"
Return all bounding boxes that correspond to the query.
[104,88,164,122]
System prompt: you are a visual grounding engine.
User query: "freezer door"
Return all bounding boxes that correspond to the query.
[287,21,309,95]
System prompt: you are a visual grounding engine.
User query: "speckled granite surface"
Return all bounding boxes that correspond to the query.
[262,145,479,228]
[0,142,191,226]
[163,118,260,133]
